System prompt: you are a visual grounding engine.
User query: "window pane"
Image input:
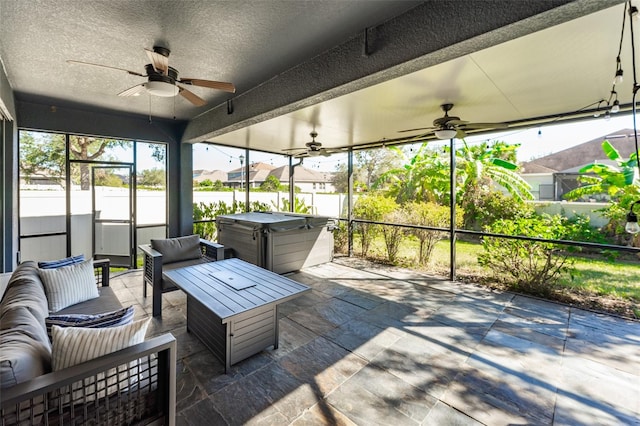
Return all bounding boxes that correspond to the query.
[137,142,167,225]
[19,131,68,261]
[192,143,246,241]
[69,135,133,163]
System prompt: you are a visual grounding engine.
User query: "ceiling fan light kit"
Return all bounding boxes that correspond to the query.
[145,80,180,97]
[434,128,457,139]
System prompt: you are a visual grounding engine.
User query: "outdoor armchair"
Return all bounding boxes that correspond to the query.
[139,235,224,317]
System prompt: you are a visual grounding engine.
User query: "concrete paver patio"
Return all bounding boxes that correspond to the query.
[109,257,640,425]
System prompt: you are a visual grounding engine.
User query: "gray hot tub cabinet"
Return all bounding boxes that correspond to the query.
[216,212,335,274]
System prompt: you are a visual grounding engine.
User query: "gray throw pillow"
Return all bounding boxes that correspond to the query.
[151,235,201,264]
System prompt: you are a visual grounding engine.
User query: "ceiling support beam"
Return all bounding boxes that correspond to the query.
[182,0,620,144]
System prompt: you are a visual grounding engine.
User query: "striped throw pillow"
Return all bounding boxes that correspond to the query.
[51,318,150,371]
[39,259,99,313]
[51,318,150,402]
[45,305,135,341]
[38,254,85,269]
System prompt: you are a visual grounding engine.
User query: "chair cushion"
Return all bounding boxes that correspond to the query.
[151,235,201,264]
[38,254,85,269]
[39,259,99,313]
[45,305,135,341]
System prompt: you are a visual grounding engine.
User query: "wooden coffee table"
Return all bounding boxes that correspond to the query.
[162,258,310,372]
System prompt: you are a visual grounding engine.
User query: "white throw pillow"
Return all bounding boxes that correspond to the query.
[39,259,99,313]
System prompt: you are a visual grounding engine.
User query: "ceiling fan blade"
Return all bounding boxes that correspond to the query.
[179,78,236,93]
[446,119,469,126]
[398,126,436,133]
[282,147,308,153]
[461,122,509,130]
[118,83,146,97]
[145,48,169,75]
[177,84,206,106]
[456,129,468,139]
[66,60,145,77]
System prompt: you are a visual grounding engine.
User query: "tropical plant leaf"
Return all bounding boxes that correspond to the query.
[601,140,620,161]
[490,158,518,170]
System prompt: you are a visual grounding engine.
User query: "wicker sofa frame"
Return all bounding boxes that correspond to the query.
[0,259,177,425]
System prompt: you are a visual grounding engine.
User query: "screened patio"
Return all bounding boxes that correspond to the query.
[1,1,640,425]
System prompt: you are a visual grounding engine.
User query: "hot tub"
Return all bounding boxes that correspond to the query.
[216,212,335,274]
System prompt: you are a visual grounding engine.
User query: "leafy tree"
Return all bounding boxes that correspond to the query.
[199,179,214,187]
[377,144,450,204]
[138,168,165,187]
[454,139,532,204]
[332,148,399,193]
[93,170,124,187]
[260,175,282,192]
[20,132,129,190]
[355,149,400,190]
[211,180,225,191]
[332,162,349,193]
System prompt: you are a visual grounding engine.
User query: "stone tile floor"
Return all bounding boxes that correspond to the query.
[109,257,640,425]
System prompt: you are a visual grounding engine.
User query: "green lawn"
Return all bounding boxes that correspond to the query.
[345,233,640,318]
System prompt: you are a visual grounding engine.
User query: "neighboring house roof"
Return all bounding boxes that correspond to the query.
[269,165,334,182]
[520,128,638,173]
[556,159,619,174]
[227,169,270,183]
[194,170,227,183]
[228,162,276,174]
[520,163,556,174]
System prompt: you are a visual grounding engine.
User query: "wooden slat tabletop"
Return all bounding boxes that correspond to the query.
[163,258,310,322]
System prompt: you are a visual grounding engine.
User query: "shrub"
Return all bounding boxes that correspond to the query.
[276,197,312,214]
[333,221,348,254]
[478,214,574,296]
[381,210,406,263]
[404,201,457,265]
[193,200,270,240]
[353,194,398,257]
[462,189,532,231]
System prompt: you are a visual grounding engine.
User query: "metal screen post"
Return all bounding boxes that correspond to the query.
[347,149,354,257]
[449,138,456,282]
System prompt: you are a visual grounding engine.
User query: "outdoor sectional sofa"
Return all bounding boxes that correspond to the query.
[0,259,176,425]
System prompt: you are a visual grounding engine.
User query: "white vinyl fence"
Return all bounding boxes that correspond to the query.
[19,189,610,262]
